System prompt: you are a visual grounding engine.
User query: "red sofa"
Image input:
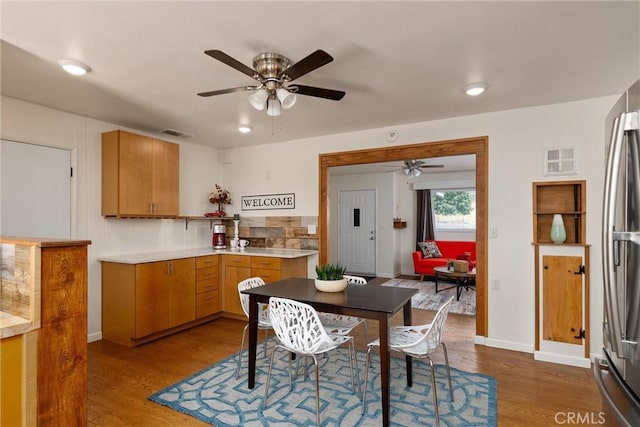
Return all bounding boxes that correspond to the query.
[412,240,476,281]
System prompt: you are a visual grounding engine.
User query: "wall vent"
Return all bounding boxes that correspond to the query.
[161,129,192,138]
[545,147,576,175]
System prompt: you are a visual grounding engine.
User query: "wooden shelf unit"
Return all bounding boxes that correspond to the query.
[532,180,586,245]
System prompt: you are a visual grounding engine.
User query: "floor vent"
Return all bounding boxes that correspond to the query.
[161,129,192,138]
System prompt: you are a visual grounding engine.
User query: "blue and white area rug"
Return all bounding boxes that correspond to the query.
[382,279,476,316]
[149,347,496,426]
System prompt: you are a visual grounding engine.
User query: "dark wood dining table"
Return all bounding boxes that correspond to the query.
[241,277,418,427]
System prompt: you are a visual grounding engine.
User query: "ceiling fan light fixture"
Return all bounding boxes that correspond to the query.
[464,82,488,96]
[57,59,91,76]
[266,97,281,117]
[276,87,297,109]
[248,88,269,110]
[238,124,253,134]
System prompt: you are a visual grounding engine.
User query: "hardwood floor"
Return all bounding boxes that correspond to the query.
[88,309,614,426]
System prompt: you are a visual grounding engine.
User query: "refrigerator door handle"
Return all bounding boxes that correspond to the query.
[603,114,628,358]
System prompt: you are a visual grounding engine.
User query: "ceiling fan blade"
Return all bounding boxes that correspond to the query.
[204,50,257,79]
[197,86,257,97]
[422,164,445,168]
[280,50,334,81]
[291,84,345,101]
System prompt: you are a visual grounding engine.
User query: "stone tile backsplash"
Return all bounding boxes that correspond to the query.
[228,216,318,250]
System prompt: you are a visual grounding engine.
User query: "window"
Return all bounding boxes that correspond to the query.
[431,189,476,231]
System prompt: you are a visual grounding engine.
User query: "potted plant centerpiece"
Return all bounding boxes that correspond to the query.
[314,264,348,292]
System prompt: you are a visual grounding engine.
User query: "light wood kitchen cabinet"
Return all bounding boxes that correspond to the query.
[196,255,220,318]
[102,129,179,217]
[222,254,307,317]
[222,255,252,316]
[102,258,196,346]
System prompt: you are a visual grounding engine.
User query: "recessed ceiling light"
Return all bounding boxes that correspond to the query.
[464,83,488,96]
[58,59,91,76]
[238,124,253,134]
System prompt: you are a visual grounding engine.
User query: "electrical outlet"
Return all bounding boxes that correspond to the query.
[308,224,317,235]
[491,278,500,290]
[489,227,498,238]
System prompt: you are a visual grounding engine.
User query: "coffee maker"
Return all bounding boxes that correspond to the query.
[212,224,226,249]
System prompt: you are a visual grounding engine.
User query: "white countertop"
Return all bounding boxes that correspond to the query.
[98,247,317,264]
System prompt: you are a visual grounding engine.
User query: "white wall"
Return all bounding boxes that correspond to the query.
[1,93,618,361]
[222,95,617,359]
[1,96,221,341]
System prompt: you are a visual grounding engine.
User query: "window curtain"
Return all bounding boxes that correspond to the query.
[416,189,435,246]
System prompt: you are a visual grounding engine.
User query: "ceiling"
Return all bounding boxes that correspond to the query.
[1,1,639,150]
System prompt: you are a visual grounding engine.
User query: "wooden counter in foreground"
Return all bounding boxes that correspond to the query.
[0,236,91,427]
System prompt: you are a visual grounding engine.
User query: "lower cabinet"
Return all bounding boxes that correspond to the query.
[196,255,220,318]
[102,257,196,346]
[222,255,252,316]
[101,253,308,345]
[221,254,307,317]
[534,244,590,367]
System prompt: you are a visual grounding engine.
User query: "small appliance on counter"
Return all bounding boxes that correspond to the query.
[212,224,226,249]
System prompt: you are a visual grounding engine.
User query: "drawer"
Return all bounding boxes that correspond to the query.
[196,255,219,269]
[251,256,281,270]
[196,266,219,282]
[196,278,219,294]
[196,290,220,318]
[224,255,251,268]
[251,268,281,284]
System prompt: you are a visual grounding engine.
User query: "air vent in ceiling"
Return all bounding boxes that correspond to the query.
[161,129,192,138]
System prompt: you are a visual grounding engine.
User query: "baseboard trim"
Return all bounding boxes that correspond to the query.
[534,351,592,368]
[88,331,102,343]
[485,337,534,354]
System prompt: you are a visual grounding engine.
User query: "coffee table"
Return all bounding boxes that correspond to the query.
[433,266,476,301]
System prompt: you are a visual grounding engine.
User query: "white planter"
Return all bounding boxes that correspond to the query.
[314,278,347,292]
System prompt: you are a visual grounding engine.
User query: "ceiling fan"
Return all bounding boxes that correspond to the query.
[197,49,345,116]
[385,159,445,177]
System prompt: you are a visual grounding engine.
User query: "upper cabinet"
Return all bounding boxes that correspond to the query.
[102,130,179,217]
[532,180,586,245]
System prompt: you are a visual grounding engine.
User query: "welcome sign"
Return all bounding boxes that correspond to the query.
[241,193,295,211]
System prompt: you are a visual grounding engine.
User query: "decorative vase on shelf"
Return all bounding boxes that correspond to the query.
[550,214,567,244]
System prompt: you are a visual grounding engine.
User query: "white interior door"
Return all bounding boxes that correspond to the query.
[1,140,71,238]
[338,189,375,275]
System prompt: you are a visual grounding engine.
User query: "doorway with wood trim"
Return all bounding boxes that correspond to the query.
[319,136,488,337]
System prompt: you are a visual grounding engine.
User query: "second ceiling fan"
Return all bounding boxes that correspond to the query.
[197,49,345,116]
[386,159,445,177]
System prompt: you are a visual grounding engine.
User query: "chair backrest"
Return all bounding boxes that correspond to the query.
[237,277,267,318]
[424,296,454,352]
[268,297,333,354]
[343,275,367,285]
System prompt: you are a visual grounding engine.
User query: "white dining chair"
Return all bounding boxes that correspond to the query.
[236,277,272,379]
[318,274,369,343]
[264,297,359,426]
[362,296,455,426]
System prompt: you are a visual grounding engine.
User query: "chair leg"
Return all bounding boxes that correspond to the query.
[348,339,360,396]
[263,345,281,410]
[441,342,454,402]
[362,321,369,346]
[263,329,269,357]
[312,355,321,426]
[361,345,374,415]
[427,357,441,427]
[236,324,249,379]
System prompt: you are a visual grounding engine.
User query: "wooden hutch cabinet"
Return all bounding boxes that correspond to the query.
[532,180,590,367]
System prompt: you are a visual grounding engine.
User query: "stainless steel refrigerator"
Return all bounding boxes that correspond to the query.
[596,79,640,426]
